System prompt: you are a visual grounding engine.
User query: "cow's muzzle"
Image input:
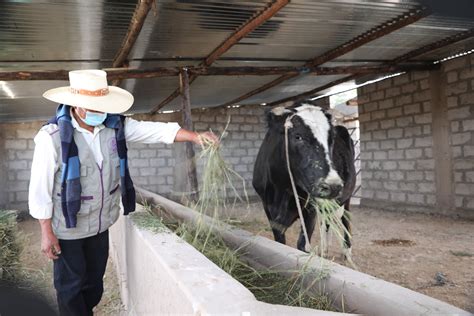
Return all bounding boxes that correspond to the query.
[317,182,342,199]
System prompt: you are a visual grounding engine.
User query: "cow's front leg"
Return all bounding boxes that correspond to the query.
[296,209,316,253]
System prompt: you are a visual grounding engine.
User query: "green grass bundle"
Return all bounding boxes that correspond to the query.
[0,210,22,281]
[310,198,351,256]
[196,121,249,215]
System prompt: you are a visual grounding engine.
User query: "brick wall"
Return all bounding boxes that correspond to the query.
[0,105,266,211]
[358,54,474,218]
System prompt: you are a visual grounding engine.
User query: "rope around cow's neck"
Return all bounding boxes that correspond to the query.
[284,115,311,250]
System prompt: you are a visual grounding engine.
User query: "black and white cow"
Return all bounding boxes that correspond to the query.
[252,103,356,259]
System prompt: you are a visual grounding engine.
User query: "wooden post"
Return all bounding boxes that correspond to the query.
[180,68,199,203]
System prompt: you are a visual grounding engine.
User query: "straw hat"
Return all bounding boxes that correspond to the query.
[43,69,134,114]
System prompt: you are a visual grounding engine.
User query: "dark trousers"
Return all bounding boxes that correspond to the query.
[53,230,109,316]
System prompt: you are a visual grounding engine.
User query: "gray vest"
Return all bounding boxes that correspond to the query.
[49,126,122,240]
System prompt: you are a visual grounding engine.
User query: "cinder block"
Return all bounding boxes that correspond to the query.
[419,79,430,90]
[416,159,435,170]
[415,137,432,147]
[454,159,474,170]
[414,114,432,124]
[451,132,471,145]
[244,132,259,140]
[463,145,474,157]
[425,171,435,182]
[385,87,402,98]
[364,101,379,112]
[377,78,393,89]
[17,170,31,181]
[372,130,387,140]
[455,172,465,182]
[389,171,404,181]
[455,196,465,208]
[372,110,386,120]
[379,99,394,110]
[365,121,380,131]
[387,107,402,118]
[5,140,27,150]
[395,95,413,107]
[407,193,425,204]
[424,148,433,158]
[459,67,474,80]
[396,117,414,127]
[399,182,416,191]
[414,90,431,102]
[362,171,373,180]
[390,192,406,202]
[407,171,423,181]
[239,140,254,148]
[446,71,459,83]
[373,151,386,160]
[382,161,397,170]
[398,161,416,170]
[388,128,404,139]
[405,148,423,159]
[362,189,375,199]
[446,81,468,96]
[16,129,37,139]
[403,104,421,115]
[245,116,259,124]
[460,92,474,105]
[9,160,27,170]
[140,150,157,159]
[397,139,413,149]
[404,127,422,138]
[130,159,149,168]
[447,96,458,108]
[451,121,460,133]
[240,125,253,132]
[373,171,389,179]
[388,150,404,159]
[371,91,385,101]
[380,140,395,149]
[375,191,389,199]
[380,119,395,129]
[401,83,419,94]
[140,168,157,176]
[367,161,382,170]
[362,152,374,160]
[455,183,474,195]
[418,182,435,193]
[462,119,474,131]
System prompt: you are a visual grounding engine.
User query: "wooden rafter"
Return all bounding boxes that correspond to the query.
[215,6,431,108]
[110,0,155,86]
[0,64,437,81]
[148,0,290,114]
[265,28,474,106]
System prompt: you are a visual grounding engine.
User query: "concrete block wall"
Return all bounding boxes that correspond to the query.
[444,55,474,211]
[358,54,474,218]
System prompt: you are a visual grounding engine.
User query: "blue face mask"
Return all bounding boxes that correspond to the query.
[80,110,107,126]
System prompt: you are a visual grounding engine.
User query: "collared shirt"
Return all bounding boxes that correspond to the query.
[28,113,181,219]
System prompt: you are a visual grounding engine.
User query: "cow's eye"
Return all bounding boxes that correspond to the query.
[295,134,303,141]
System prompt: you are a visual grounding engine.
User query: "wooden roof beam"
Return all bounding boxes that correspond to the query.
[111,0,156,86]
[216,6,431,108]
[149,0,290,114]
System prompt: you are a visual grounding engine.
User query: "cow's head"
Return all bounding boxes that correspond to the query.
[267,103,343,199]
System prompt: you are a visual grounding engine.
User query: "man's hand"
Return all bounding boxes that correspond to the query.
[195,131,219,146]
[39,219,61,260]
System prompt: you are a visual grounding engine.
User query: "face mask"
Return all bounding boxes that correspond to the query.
[80,110,107,126]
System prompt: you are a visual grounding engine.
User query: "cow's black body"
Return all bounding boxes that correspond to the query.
[252,104,356,252]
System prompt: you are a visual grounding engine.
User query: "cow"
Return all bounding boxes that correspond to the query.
[252,103,356,261]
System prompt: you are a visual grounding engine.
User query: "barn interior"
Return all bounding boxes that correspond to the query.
[1,0,473,314]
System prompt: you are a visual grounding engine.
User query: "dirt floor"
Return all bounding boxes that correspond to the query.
[227,203,474,312]
[17,219,124,315]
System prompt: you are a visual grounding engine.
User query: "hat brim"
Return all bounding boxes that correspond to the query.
[42,86,134,114]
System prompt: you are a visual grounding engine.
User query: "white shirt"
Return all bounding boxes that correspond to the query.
[28,114,181,219]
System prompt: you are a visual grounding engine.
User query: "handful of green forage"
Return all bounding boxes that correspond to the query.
[310,198,351,255]
[196,124,248,215]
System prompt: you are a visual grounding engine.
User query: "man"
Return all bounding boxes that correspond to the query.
[28,69,217,316]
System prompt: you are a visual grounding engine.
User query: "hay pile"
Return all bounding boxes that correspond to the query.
[0,210,22,281]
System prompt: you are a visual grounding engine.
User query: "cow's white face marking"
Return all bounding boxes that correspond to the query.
[293,104,343,186]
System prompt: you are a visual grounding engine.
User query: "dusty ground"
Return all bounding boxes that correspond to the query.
[17,219,125,315]
[228,203,474,312]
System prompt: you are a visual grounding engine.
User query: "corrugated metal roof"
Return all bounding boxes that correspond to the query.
[0,0,473,121]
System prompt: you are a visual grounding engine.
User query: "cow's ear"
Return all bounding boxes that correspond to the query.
[266,106,291,127]
[324,111,332,123]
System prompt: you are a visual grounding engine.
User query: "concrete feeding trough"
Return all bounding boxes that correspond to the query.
[108,187,470,316]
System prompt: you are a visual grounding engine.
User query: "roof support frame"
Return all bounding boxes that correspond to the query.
[215,6,431,108]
